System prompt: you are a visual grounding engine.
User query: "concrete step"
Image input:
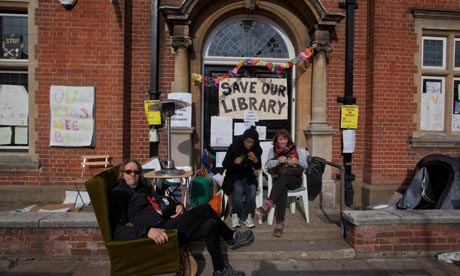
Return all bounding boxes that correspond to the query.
[192,238,355,261]
[191,206,355,261]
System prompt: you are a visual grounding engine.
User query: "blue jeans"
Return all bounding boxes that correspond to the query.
[231,178,257,219]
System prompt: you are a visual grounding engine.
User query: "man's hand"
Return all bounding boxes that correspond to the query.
[247,152,258,163]
[170,204,185,218]
[147,228,169,244]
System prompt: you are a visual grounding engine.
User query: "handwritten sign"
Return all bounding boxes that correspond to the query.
[219,78,288,120]
[0,85,28,126]
[50,86,95,147]
[340,105,359,129]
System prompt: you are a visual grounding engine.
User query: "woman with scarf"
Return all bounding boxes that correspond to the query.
[222,126,262,229]
[256,129,308,237]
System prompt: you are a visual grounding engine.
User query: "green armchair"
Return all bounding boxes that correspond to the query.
[85,165,180,276]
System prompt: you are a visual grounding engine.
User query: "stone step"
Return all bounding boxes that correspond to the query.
[191,206,355,261]
[191,238,355,261]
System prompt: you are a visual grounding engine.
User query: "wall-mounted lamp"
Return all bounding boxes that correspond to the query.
[59,0,78,10]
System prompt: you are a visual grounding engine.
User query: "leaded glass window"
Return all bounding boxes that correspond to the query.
[0,13,28,59]
[422,37,445,68]
[207,19,289,58]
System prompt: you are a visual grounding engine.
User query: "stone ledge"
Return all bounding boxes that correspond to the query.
[342,209,460,225]
[0,212,97,228]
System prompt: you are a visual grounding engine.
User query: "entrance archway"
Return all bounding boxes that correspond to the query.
[201,16,296,155]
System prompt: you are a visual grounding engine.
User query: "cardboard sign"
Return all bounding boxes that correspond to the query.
[219,78,288,120]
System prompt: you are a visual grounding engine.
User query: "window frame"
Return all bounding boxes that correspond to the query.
[411,8,460,148]
[0,3,29,151]
[422,36,446,70]
[455,38,460,70]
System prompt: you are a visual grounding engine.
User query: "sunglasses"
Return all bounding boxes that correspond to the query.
[123,170,140,175]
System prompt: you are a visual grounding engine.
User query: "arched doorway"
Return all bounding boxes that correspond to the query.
[201,16,297,159]
[160,0,343,207]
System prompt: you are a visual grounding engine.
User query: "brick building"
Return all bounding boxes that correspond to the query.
[0,0,459,209]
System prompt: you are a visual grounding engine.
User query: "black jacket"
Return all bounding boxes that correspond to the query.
[109,179,163,240]
[221,136,262,195]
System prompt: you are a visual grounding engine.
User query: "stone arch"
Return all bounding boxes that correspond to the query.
[160,0,344,208]
[161,0,341,137]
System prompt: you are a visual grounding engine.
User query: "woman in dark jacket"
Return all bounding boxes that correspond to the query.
[109,159,254,276]
[222,126,262,229]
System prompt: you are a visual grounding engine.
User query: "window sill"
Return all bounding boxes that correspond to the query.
[409,135,460,148]
[0,153,40,172]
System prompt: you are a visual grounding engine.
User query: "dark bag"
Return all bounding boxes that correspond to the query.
[306,156,325,201]
[276,165,304,177]
[269,164,304,179]
[155,196,179,218]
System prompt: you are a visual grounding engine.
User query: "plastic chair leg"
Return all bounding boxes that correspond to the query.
[268,206,275,225]
[302,195,310,223]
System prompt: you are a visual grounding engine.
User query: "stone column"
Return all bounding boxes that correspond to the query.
[169,25,195,168]
[304,27,337,208]
[171,25,192,92]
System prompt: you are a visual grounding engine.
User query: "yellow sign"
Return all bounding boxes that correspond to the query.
[340,105,358,129]
[144,100,161,125]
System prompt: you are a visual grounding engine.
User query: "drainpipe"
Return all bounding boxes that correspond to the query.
[149,0,160,157]
[338,0,358,206]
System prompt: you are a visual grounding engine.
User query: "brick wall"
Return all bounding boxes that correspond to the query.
[344,210,460,257]
[0,227,107,259]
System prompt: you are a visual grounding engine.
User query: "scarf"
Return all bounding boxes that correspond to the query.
[274,143,299,160]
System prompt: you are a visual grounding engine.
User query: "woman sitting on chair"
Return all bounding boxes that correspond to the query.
[222,126,262,229]
[110,159,254,276]
[256,129,307,237]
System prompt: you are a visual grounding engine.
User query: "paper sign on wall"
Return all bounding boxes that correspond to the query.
[210,116,232,147]
[340,105,359,129]
[0,85,28,126]
[49,86,95,147]
[168,92,192,127]
[144,100,161,125]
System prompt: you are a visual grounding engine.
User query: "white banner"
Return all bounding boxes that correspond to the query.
[50,86,95,147]
[219,78,288,120]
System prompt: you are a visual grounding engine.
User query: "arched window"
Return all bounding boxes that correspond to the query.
[206,19,290,58]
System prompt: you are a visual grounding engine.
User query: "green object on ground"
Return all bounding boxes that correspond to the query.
[190,176,212,208]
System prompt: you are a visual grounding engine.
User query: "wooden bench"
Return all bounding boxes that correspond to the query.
[81,155,112,178]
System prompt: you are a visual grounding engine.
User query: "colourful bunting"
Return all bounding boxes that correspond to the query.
[192,46,314,87]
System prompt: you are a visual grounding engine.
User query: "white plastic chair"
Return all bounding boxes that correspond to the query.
[256,141,273,223]
[266,147,310,225]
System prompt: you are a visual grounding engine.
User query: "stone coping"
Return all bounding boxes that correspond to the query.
[2,209,460,228]
[342,209,460,225]
[0,212,98,228]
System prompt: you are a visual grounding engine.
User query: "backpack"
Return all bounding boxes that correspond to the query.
[306,156,325,201]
